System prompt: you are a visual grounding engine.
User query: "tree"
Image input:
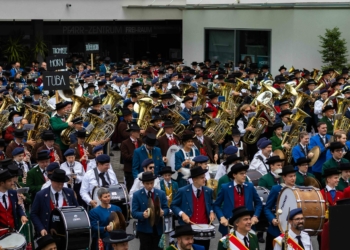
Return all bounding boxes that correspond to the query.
[319,27,348,71]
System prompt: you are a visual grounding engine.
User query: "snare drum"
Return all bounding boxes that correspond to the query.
[92,184,130,221]
[49,206,91,250]
[0,233,26,250]
[276,186,325,236]
[191,224,215,240]
[246,170,263,186]
[254,186,270,231]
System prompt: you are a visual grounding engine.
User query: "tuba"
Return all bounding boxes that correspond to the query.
[321,89,342,111]
[136,97,154,130]
[280,82,298,101]
[194,84,208,111]
[243,92,272,144]
[292,89,313,110]
[251,80,280,105]
[156,108,185,138]
[232,78,250,104]
[85,113,115,143]
[26,106,51,142]
[203,118,231,144]
[60,95,92,145]
[58,79,83,102]
[334,96,350,132]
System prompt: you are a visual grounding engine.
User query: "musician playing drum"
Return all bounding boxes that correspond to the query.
[131,171,169,250]
[264,165,297,250]
[30,169,78,237]
[89,187,123,250]
[171,166,215,250]
[80,154,118,208]
[295,157,316,186]
[0,169,27,237]
[218,206,260,250]
[273,208,313,250]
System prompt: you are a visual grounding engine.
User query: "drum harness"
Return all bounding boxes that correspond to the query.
[50,190,69,208]
[256,155,270,174]
[93,167,112,188]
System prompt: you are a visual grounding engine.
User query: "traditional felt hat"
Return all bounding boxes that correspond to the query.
[296,157,311,165]
[280,109,293,117]
[323,167,340,178]
[103,230,135,244]
[139,171,157,182]
[143,134,157,146]
[266,155,284,165]
[126,122,141,132]
[189,166,208,178]
[48,169,70,183]
[278,65,287,71]
[278,165,297,176]
[329,142,343,151]
[322,105,334,113]
[0,169,13,182]
[273,123,284,130]
[72,117,83,124]
[172,224,197,238]
[228,163,249,177]
[14,129,25,138]
[229,206,254,225]
[182,133,194,143]
[35,235,57,250]
[158,166,175,175]
[37,150,51,161]
[55,101,68,111]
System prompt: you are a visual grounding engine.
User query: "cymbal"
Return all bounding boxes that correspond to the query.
[304,176,321,189]
[309,146,320,166]
[109,211,120,230]
[154,196,161,225]
[148,197,155,227]
[273,149,285,160]
[116,211,127,231]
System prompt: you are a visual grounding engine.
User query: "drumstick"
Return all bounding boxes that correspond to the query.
[0,228,9,231]
[189,221,203,228]
[18,223,25,233]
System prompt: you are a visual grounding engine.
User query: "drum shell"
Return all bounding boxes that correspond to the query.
[163,212,174,234]
[276,186,325,236]
[49,206,91,250]
[0,233,26,250]
[191,224,215,240]
[254,186,270,231]
[247,170,263,186]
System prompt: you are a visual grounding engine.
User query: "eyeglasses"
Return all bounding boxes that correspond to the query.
[148,166,154,169]
[244,110,251,113]
[292,218,305,221]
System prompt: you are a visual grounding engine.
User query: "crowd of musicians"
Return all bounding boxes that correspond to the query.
[1,56,350,250]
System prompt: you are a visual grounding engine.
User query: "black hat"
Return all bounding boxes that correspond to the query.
[329,141,343,151]
[0,158,13,169]
[87,82,95,89]
[92,97,102,106]
[0,169,13,182]
[266,155,284,165]
[150,115,162,123]
[322,105,334,113]
[37,150,51,161]
[323,168,340,178]
[24,96,33,103]
[279,65,287,71]
[139,171,157,182]
[76,130,88,138]
[280,109,292,117]
[163,120,175,128]
[35,235,56,250]
[231,127,240,136]
[122,108,132,116]
[7,163,23,177]
[229,206,254,225]
[103,230,135,244]
[275,76,287,83]
[307,79,316,85]
[193,122,205,130]
[189,166,208,178]
[339,162,350,171]
[323,70,330,75]
[48,168,70,182]
[158,166,175,175]
[14,129,25,138]
[55,101,68,110]
[8,110,22,122]
[203,107,213,114]
[191,61,198,66]
[126,122,141,132]
[182,96,193,103]
[143,134,157,146]
[261,65,269,69]
[72,117,83,124]
[223,155,242,166]
[182,133,194,142]
[161,92,172,100]
[184,88,197,95]
[208,92,219,99]
[279,98,289,106]
[278,165,297,176]
[172,224,197,238]
[296,157,311,165]
[228,163,249,177]
[273,123,284,130]
[42,131,55,141]
[150,91,160,98]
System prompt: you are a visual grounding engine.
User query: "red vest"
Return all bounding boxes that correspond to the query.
[206,102,219,118]
[78,144,87,172]
[190,190,208,224]
[168,136,177,147]
[233,186,245,208]
[49,149,55,163]
[49,198,68,211]
[0,197,14,237]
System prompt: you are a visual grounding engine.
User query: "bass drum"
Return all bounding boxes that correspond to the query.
[276,186,325,236]
[92,184,130,222]
[246,170,263,186]
[49,206,91,250]
[254,186,269,232]
[0,233,26,250]
[166,145,181,180]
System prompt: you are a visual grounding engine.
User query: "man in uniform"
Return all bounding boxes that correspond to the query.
[319,105,335,135]
[295,157,316,186]
[103,230,135,250]
[80,154,118,208]
[171,166,215,250]
[218,206,260,250]
[5,129,33,159]
[157,120,180,157]
[193,122,218,163]
[258,155,284,190]
[292,131,314,164]
[264,165,297,250]
[273,208,313,250]
[322,142,349,176]
[36,131,64,164]
[336,162,350,191]
[249,138,273,175]
[166,224,205,250]
[117,109,134,142]
[69,130,94,172]
[214,163,262,236]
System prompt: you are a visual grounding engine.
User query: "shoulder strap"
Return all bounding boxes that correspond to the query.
[93,167,100,187]
[256,155,269,172]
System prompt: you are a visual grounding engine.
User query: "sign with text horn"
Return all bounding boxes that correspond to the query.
[43,71,70,91]
[51,45,69,55]
[85,42,99,53]
[46,55,66,71]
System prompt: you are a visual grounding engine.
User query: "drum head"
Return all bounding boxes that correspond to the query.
[247,170,263,186]
[277,187,298,232]
[0,233,26,249]
[255,186,270,205]
[166,145,180,180]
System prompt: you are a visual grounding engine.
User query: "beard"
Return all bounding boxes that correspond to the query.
[179,241,193,250]
[295,223,304,231]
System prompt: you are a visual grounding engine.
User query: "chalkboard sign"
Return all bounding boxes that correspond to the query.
[46,56,66,71]
[43,71,70,90]
[85,42,99,53]
[51,45,69,55]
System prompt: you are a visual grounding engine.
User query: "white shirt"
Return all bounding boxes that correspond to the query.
[42,180,68,190]
[215,162,227,180]
[86,159,112,172]
[249,150,272,175]
[60,161,85,184]
[129,174,160,203]
[235,231,250,247]
[273,228,313,250]
[0,191,9,209]
[326,185,336,192]
[80,167,118,204]
[15,161,30,173]
[237,116,249,136]
[50,186,64,208]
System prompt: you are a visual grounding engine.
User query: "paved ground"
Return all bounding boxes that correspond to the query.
[110,149,319,250]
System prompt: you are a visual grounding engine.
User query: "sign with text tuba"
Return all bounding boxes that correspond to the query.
[43,71,70,90]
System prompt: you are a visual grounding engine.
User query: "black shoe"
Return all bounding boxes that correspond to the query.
[112,144,120,151]
[110,153,114,156]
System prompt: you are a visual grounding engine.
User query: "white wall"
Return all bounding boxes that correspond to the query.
[183,9,350,75]
[0,0,182,20]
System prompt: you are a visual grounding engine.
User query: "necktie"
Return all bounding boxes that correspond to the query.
[2,194,7,209]
[98,172,109,187]
[237,185,242,195]
[133,140,138,149]
[167,182,171,188]
[244,236,249,248]
[196,189,201,198]
[330,190,336,200]
[296,235,304,249]
[55,192,59,207]
[148,191,152,199]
